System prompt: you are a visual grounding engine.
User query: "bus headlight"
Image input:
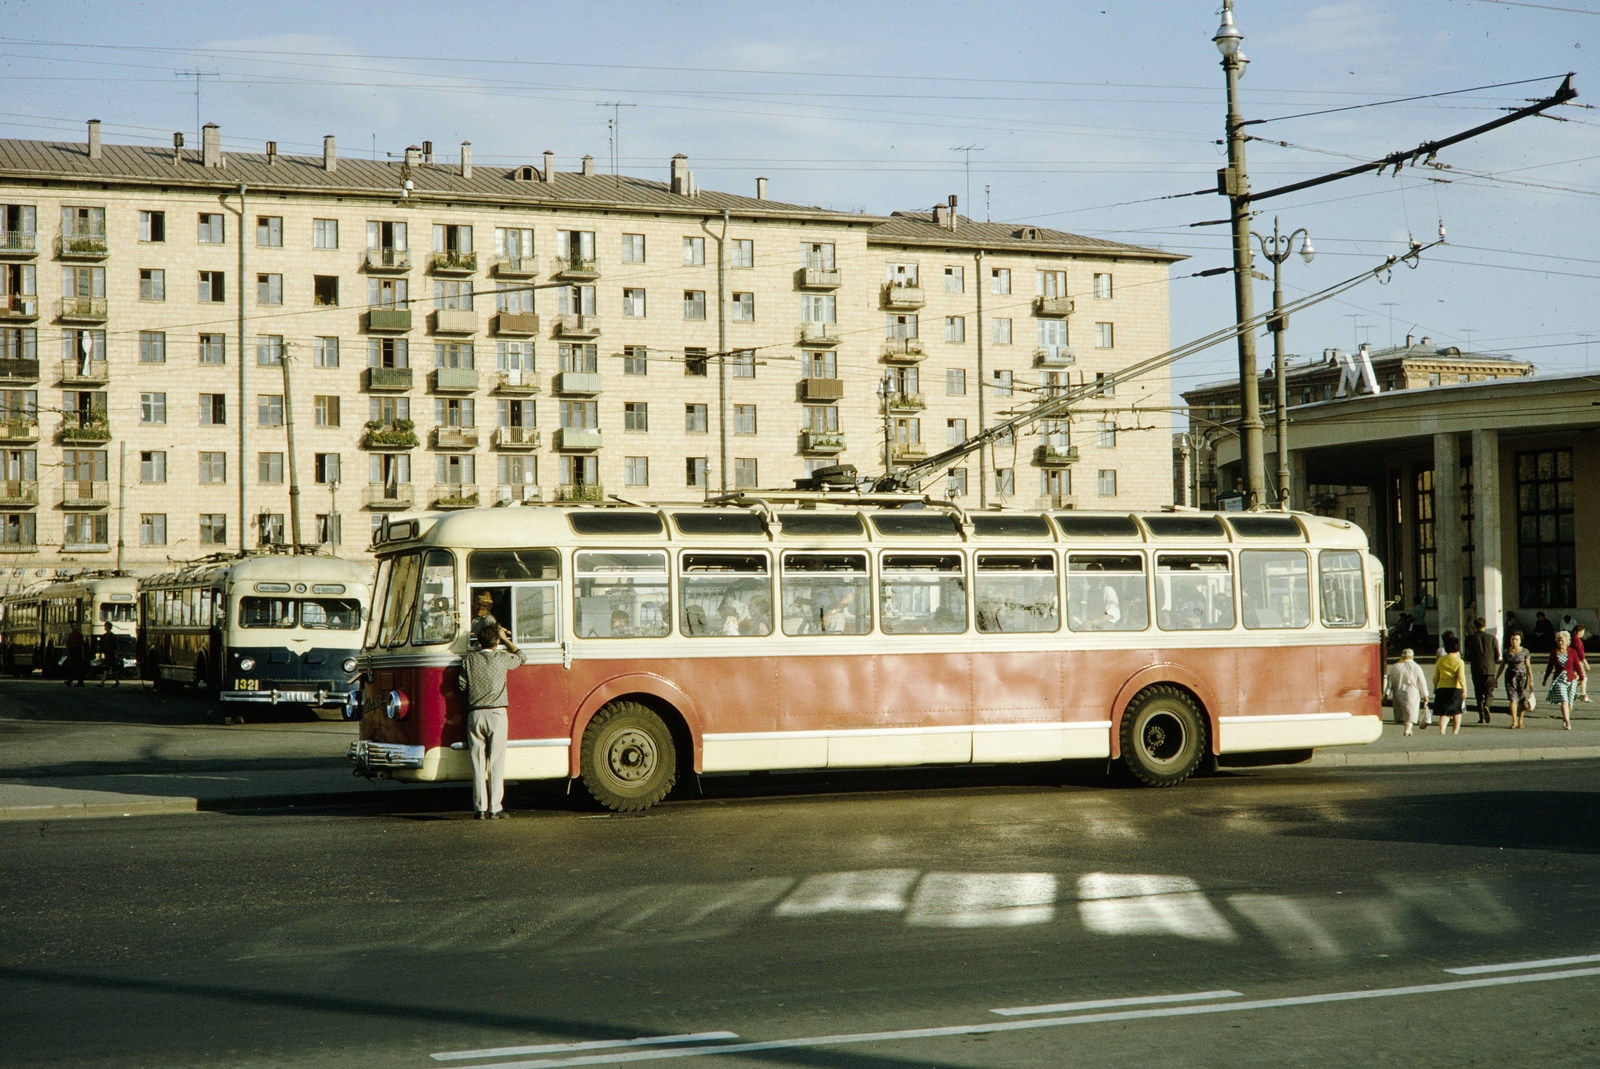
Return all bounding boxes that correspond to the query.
[238,657,256,672]
[384,689,410,720]
[342,657,358,674]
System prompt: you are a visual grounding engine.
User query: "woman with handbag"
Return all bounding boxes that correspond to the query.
[1542,630,1581,731]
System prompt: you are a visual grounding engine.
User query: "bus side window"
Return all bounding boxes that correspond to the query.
[781,553,871,636]
[512,584,560,644]
[1067,553,1148,631]
[974,554,1059,634]
[680,553,772,637]
[1318,550,1367,627]
[413,550,459,645]
[573,551,670,638]
[1240,550,1309,629]
[879,554,966,635]
[1156,553,1235,631]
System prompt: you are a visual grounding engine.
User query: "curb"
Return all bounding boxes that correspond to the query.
[0,796,198,821]
[1311,745,1600,767]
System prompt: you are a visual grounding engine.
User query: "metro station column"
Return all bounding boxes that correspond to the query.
[1434,432,1464,642]
[1471,429,1504,643]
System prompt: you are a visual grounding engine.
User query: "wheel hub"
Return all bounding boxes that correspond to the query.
[605,729,658,783]
[1141,711,1186,763]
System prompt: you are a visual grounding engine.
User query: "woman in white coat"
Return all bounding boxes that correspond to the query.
[1386,648,1430,737]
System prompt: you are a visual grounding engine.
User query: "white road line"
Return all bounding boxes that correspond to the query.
[991,989,1244,1016]
[1446,952,1600,976]
[451,965,1600,1069]
[430,1032,740,1061]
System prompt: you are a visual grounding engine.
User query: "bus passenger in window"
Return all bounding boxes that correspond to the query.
[743,595,772,636]
[1086,575,1121,629]
[822,588,856,633]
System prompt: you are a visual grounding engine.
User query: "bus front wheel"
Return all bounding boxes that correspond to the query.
[578,701,678,812]
[1119,685,1206,788]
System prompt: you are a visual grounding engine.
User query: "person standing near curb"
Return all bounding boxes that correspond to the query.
[96,622,120,687]
[63,627,86,687]
[1434,632,1468,736]
[1464,617,1498,724]
[1385,649,1430,737]
[1542,630,1581,732]
[456,617,524,819]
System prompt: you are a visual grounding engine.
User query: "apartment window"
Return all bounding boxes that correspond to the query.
[313,337,339,367]
[559,343,597,374]
[258,514,286,546]
[257,394,284,427]
[368,220,409,259]
[734,458,758,489]
[993,318,1012,345]
[886,314,918,340]
[496,340,534,373]
[314,395,340,427]
[369,396,410,424]
[63,389,106,425]
[946,369,966,396]
[730,239,753,268]
[804,405,839,432]
[1037,270,1067,298]
[624,402,649,432]
[944,266,964,293]
[369,278,408,308]
[434,280,473,311]
[0,512,35,547]
[683,290,706,320]
[1094,322,1114,349]
[434,397,475,428]
[435,453,475,485]
[199,394,226,425]
[252,336,282,367]
[558,400,598,430]
[313,219,338,249]
[1095,372,1115,397]
[730,351,755,378]
[623,288,646,318]
[733,405,757,435]
[995,468,1014,496]
[139,332,166,363]
[198,213,224,244]
[948,468,968,497]
[687,457,708,488]
[1097,469,1118,496]
[1097,421,1117,448]
[889,366,918,397]
[314,453,340,485]
[557,284,595,315]
[139,450,166,483]
[495,281,533,313]
[199,452,227,484]
[198,271,226,302]
[258,452,285,484]
[685,404,708,433]
[894,417,921,447]
[991,268,1011,295]
[806,352,836,378]
[1040,370,1067,398]
[139,513,167,546]
[368,337,409,368]
[256,216,283,248]
[621,234,646,263]
[62,448,107,483]
[199,334,226,365]
[434,342,474,369]
[1039,319,1069,353]
[139,268,165,301]
[623,346,649,376]
[497,399,535,431]
[200,513,227,545]
[139,210,165,243]
[683,237,705,265]
[555,229,595,266]
[495,227,534,259]
[1516,449,1575,608]
[313,275,339,306]
[992,370,1013,397]
[1093,272,1113,300]
[887,262,919,286]
[685,347,708,377]
[947,418,967,445]
[945,316,966,343]
[140,392,166,424]
[497,454,536,491]
[802,293,836,324]
[731,292,754,321]
[64,513,109,548]
[624,457,649,486]
[559,455,599,490]
[315,513,341,546]
[432,224,474,255]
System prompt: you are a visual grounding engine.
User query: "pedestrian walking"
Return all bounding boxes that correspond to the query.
[1541,630,1581,731]
[1385,649,1430,736]
[1502,630,1534,730]
[95,621,120,687]
[63,627,86,687]
[1572,624,1590,703]
[1433,632,1468,735]
[456,617,524,819]
[1464,617,1499,723]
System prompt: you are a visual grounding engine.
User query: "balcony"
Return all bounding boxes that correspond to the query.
[493,257,538,278]
[433,426,479,449]
[801,377,845,402]
[432,484,480,510]
[57,233,108,260]
[431,309,477,335]
[494,312,540,336]
[801,430,845,455]
[0,418,39,442]
[555,371,602,395]
[494,483,541,505]
[493,426,541,450]
[1034,296,1075,317]
[1034,346,1077,367]
[363,366,414,391]
[554,427,602,451]
[363,483,415,510]
[60,360,109,386]
[0,231,37,257]
[0,295,38,321]
[361,419,419,450]
[429,250,478,275]
[886,392,925,412]
[799,267,842,290]
[58,296,107,323]
[891,442,927,461]
[366,308,413,332]
[1034,444,1079,467]
[556,314,601,338]
[493,370,539,395]
[799,322,840,346]
[553,257,600,281]
[556,483,604,502]
[431,367,479,393]
[0,479,37,506]
[881,338,926,362]
[363,247,411,272]
[882,283,925,310]
[61,480,111,508]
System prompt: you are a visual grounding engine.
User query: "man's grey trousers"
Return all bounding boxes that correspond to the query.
[468,706,508,815]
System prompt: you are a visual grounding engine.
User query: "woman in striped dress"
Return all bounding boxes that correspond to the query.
[1541,630,1581,731]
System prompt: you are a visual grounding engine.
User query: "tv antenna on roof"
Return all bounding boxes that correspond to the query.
[596,101,636,184]
[175,69,219,151]
[950,145,987,222]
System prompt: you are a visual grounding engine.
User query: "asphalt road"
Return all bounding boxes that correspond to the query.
[4,761,1599,1069]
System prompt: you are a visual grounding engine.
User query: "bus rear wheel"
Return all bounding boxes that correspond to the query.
[1119,685,1206,788]
[578,701,677,812]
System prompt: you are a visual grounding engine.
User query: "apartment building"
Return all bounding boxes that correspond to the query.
[0,122,1180,577]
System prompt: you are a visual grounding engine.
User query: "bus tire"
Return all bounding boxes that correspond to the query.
[578,701,678,813]
[1119,685,1207,788]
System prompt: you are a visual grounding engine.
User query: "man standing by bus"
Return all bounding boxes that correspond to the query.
[457,618,523,820]
[96,621,121,687]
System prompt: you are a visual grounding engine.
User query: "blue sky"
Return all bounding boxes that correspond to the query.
[5,0,1598,416]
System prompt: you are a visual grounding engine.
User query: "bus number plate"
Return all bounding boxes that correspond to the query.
[234,679,259,691]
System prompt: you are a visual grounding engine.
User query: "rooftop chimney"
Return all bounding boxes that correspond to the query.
[422,140,433,164]
[265,140,277,165]
[201,122,222,168]
[670,153,690,195]
[948,194,959,230]
[756,176,767,200]
[581,154,594,177]
[460,142,471,179]
[322,135,336,172]
[86,119,101,161]
[1421,336,1433,348]
[932,203,949,228]
[404,145,421,169]
[172,131,184,167]
[1406,333,1415,348]
[543,150,555,183]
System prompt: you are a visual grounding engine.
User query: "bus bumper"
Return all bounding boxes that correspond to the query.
[220,687,356,709]
[349,739,425,770]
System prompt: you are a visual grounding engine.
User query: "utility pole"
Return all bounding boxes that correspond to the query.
[175,69,219,150]
[115,441,126,573]
[880,370,894,478]
[280,342,304,550]
[236,184,248,553]
[717,210,729,492]
[1253,216,1314,508]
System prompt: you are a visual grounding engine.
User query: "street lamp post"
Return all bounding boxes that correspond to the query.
[1213,0,1266,509]
[1253,216,1314,508]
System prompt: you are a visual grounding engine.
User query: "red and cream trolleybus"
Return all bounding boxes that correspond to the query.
[350,498,1385,810]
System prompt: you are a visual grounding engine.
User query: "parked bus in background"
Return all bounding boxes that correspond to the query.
[138,553,371,719]
[350,498,1385,811]
[1,573,138,677]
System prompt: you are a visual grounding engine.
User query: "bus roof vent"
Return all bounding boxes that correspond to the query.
[1055,514,1141,538]
[673,512,767,537]
[779,513,864,537]
[568,512,664,537]
[1141,514,1226,538]
[872,513,961,538]
[970,514,1051,538]
[1227,515,1305,540]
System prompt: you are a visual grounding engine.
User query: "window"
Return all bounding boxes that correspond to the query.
[991,268,1011,295]
[1094,272,1113,300]
[685,347,708,377]
[1039,319,1068,354]
[1037,270,1067,298]
[198,271,226,302]
[623,288,646,317]
[992,370,1013,397]
[314,453,341,485]
[369,278,408,308]
[1097,469,1117,496]
[557,284,595,315]
[258,513,286,546]
[139,332,165,363]
[198,213,224,244]
[199,394,226,425]
[730,239,753,268]
[730,351,755,378]
[1156,553,1235,631]
[623,346,648,376]
[497,340,534,373]
[313,337,339,367]
[1516,448,1575,608]
[733,405,757,435]
[1067,554,1149,632]
[258,394,284,427]
[434,342,474,369]
[781,552,870,635]
[802,242,836,270]
[62,449,107,482]
[683,237,705,265]
[947,418,967,445]
[139,513,167,546]
[495,227,534,259]
[944,266,964,293]
[683,290,706,320]
[259,452,285,484]
[894,417,920,448]
[316,513,341,547]
[685,404,708,433]
[801,293,836,323]
[945,316,966,343]
[558,400,598,430]
[254,216,282,247]
[432,223,474,255]
[1097,421,1117,448]
[200,513,227,545]
[314,395,340,427]
[621,233,645,263]
[139,210,165,243]
[555,229,595,267]
[886,262,919,286]
[572,549,669,639]
[734,458,758,488]
[731,292,754,321]
[624,402,649,432]
[1095,372,1114,397]
[64,513,109,548]
[368,337,409,369]
[889,366,918,397]
[0,512,36,547]
[139,392,166,424]
[975,554,1059,634]
[312,275,339,306]
[687,457,708,488]
[559,343,597,373]
[497,398,535,432]
[435,453,475,486]
[946,369,966,396]
[63,389,106,425]
[434,397,475,428]
[139,450,166,483]
[1240,550,1310,629]
[199,334,226,365]
[803,405,839,434]
[434,280,473,311]
[313,219,338,249]
[995,468,1014,496]
[993,318,1012,344]
[806,351,836,378]
[199,452,227,484]
[257,336,284,366]
[367,220,409,259]
[495,281,533,313]
[139,269,165,301]
[496,453,536,491]
[1095,322,1114,349]
[1319,550,1367,627]
[624,457,649,486]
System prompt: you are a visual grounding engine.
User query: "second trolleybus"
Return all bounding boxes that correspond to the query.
[1,572,139,677]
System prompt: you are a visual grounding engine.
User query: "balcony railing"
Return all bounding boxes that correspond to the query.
[61,480,110,507]
[800,267,842,290]
[363,483,415,510]
[57,233,108,259]
[494,312,540,335]
[58,296,107,323]
[494,483,541,504]
[0,295,38,320]
[556,314,601,338]
[882,283,925,310]
[433,426,480,449]
[1034,346,1077,367]
[0,479,37,506]
[556,483,604,502]
[0,418,39,441]
[493,256,538,278]
[1034,296,1075,317]
[802,430,845,454]
[554,427,602,451]
[1034,444,1079,466]
[493,369,539,394]
[881,338,926,361]
[431,367,479,393]
[364,247,411,271]
[0,538,35,553]
[801,377,845,401]
[432,309,477,334]
[363,366,413,391]
[60,359,109,385]
[0,230,37,256]
[555,371,602,395]
[886,392,925,411]
[430,250,478,275]
[799,322,840,346]
[60,419,110,443]
[553,256,600,280]
[891,442,927,461]
[492,426,541,450]
[361,419,419,449]
[366,308,412,332]
[432,484,480,509]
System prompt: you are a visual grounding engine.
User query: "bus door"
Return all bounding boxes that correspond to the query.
[466,548,564,733]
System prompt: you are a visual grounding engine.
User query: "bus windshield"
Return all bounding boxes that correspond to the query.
[98,602,136,622]
[240,597,362,629]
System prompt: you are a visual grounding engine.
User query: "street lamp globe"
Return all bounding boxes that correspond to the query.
[1213,9,1243,56]
[1300,237,1316,264]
